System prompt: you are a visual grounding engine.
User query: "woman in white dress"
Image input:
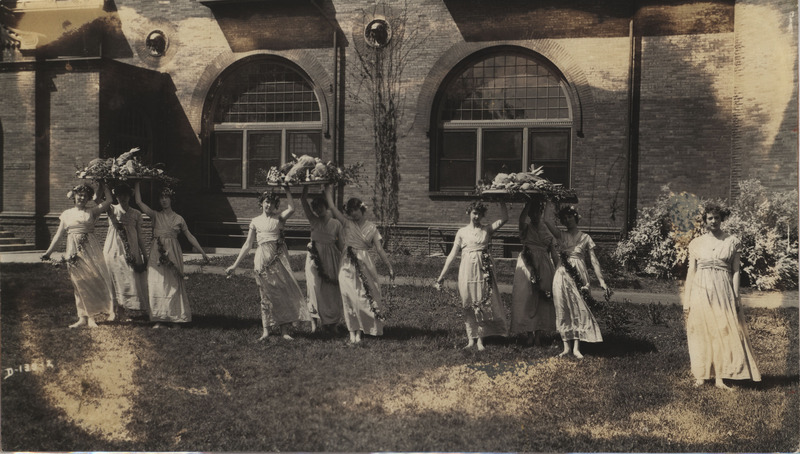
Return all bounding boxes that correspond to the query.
[226,187,311,341]
[544,204,607,359]
[324,185,394,344]
[301,186,344,333]
[134,182,209,327]
[436,201,509,351]
[103,183,148,319]
[683,203,760,390]
[41,182,116,328]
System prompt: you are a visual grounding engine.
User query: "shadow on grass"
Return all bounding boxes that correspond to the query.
[735,373,800,391]
[580,332,658,357]
[382,324,451,341]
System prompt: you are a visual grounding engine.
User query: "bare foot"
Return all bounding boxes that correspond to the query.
[557,349,570,357]
[257,331,269,341]
[86,318,98,329]
[106,310,116,322]
[573,350,584,359]
[715,380,733,391]
[69,319,87,329]
[282,334,294,340]
[694,379,705,388]
[310,320,317,333]
[152,323,166,329]
[463,340,475,349]
[476,341,485,351]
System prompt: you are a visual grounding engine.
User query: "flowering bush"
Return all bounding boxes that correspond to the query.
[615,180,798,290]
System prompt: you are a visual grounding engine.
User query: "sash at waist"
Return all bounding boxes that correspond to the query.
[346,245,370,251]
[523,243,549,252]
[68,229,93,235]
[698,259,730,272]
[154,233,178,240]
[463,246,487,254]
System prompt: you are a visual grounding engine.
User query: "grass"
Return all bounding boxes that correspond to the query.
[1,262,798,452]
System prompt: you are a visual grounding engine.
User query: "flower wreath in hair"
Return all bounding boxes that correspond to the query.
[66,183,94,199]
[465,201,488,217]
[258,190,280,207]
[558,205,581,223]
[160,186,177,200]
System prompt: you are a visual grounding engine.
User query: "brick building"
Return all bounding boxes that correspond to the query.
[1,0,797,254]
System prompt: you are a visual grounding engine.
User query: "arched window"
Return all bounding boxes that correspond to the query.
[432,50,573,192]
[209,58,323,189]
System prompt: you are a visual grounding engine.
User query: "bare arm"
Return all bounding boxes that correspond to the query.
[89,182,114,216]
[300,185,320,223]
[181,223,209,262]
[280,186,295,222]
[488,201,509,234]
[543,201,563,242]
[731,250,742,309]
[226,227,256,273]
[41,220,66,260]
[436,231,462,285]
[683,253,697,310]
[133,181,156,217]
[519,201,530,234]
[135,213,148,264]
[588,246,608,290]
[324,185,348,225]
[373,235,395,280]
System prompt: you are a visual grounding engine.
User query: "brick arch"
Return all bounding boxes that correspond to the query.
[414,41,595,137]
[188,49,333,136]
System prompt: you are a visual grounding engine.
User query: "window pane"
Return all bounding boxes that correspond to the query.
[248,132,281,186]
[482,129,522,182]
[288,131,321,158]
[439,161,476,190]
[212,160,242,187]
[213,132,242,159]
[530,131,569,161]
[441,131,476,159]
[539,164,569,187]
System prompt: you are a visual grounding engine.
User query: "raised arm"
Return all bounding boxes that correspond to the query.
[226,226,257,274]
[41,219,66,261]
[324,185,348,225]
[436,231,462,287]
[488,201,509,234]
[519,200,531,233]
[90,181,113,216]
[543,201,563,242]
[280,185,296,222]
[133,181,156,217]
[300,185,320,223]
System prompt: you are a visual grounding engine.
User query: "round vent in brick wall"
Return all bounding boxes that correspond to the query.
[364,19,391,48]
[145,30,168,57]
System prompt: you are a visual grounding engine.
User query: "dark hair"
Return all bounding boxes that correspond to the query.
[702,203,731,222]
[258,191,280,208]
[527,199,545,224]
[68,183,94,199]
[310,196,328,214]
[113,183,133,198]
[466,201,488,217]
[344,197,366,215]
[558,205,581,224]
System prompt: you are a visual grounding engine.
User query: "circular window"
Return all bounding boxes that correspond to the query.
[364,19,391,48]
[145,30,168,57]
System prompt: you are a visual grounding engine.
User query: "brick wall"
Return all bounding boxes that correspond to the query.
[0,71,37,215]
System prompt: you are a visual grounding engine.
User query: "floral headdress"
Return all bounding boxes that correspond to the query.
[66,183,94,199]
[160,187,176,199]
[558,205,582,223]
[258,191,280,207]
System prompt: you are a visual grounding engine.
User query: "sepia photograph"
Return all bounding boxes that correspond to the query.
[1,0,798,452]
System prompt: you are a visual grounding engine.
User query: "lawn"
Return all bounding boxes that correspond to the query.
[1,262,798,452]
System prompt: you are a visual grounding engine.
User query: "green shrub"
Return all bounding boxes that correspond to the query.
[614,180,799,290]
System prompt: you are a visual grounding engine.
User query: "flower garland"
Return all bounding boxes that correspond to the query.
[51,233,89,267]
[559,250,601,311]
[307,241,338,285]
[346,246,385,321]
[110,211,146,273]
[520,244,552,299]
[256,232,286,276]
[473,249,496,322]
[156,237,185,279]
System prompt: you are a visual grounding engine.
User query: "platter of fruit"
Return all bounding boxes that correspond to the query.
[476,164,578,202]
[258,154,362,187]
[76,148,178,184]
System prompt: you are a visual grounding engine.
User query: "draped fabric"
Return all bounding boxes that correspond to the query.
[685,234,760,381]
[552,232,602,342]
[60,208,115,318]
[251,215,310,327]
[147,211,191,323]
[456,225,508,339]
[305,217,343,325]
[511,222,557,333]
[338,219,383,335]
[104,205,147,310]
